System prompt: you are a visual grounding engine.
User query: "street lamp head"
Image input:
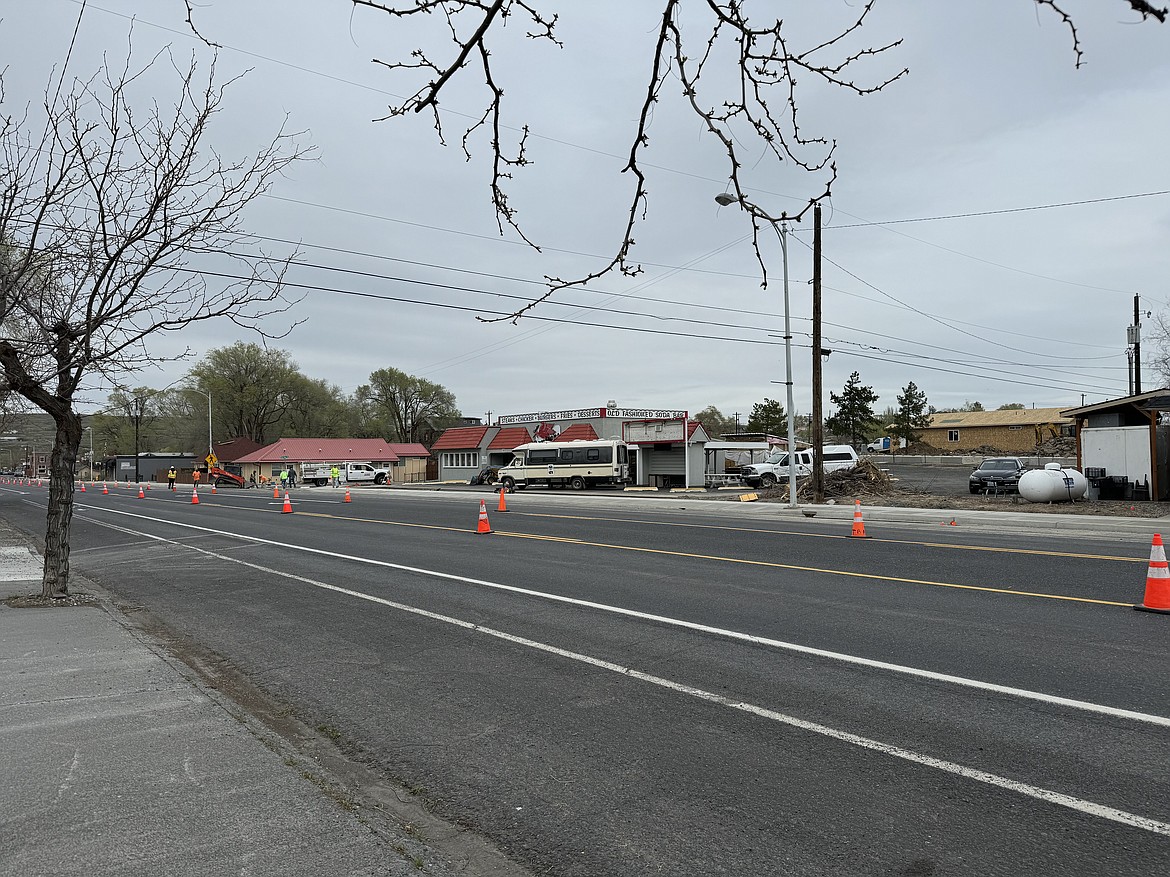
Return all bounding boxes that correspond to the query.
[714,192,738,207]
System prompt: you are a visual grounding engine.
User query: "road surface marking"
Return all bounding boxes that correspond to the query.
[77,507,1170,729]
[76,514,1170,838]
[282,510,1132,606]
[499,532,1133,606]
[517,512,1144,563]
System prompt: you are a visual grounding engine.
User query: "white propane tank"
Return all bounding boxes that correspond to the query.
[1018,463,1087,503]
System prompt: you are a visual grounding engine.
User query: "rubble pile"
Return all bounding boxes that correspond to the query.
[1036,436,1076,456]
[796,459,897,500]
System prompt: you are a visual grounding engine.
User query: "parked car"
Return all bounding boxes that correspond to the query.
[468,466,499,486]
[969,457,1027,493]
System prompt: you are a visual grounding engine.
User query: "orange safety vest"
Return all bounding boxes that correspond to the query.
[192,470,201,482]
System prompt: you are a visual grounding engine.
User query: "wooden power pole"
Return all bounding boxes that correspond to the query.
[811,204,824,504]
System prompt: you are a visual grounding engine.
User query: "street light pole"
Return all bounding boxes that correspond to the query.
[715,192,799,508]
[189,387,213,464]
[86,426,93,481]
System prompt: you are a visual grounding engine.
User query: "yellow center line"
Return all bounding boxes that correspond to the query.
[291,510,1130,608]
[516,511,1143,563]
[490,531,1130,607]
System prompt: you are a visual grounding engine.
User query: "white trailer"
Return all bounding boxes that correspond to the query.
[499,439,630,491]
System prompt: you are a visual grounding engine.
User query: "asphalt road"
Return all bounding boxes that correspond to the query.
[870,458,979,496]
[3,483,1168,876]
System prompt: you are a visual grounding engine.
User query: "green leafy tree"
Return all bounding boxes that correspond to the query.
[186,344,305,445]
[889,382,932,448]
[356,368,459,444]
[281,376,352,438]
[997,402,1025,410]
[825,372,879,448]
[961,400,985,412]
[747,398,786,440]
[693,405,736,438]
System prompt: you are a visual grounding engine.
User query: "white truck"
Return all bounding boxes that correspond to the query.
[300,462,391,487]
[740,445,860,488]
[865,436,907,453]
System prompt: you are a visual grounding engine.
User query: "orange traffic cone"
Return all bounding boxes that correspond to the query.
[211,482,217,494]
[497,486,508,513]
[102,483,108,494]
[138,485,145,499]
[476,499,492,534]
[282,492,293,514]
[850,500,869,538]
[79,482,86,493]
[191,487,200,505]
[1135,534,1170,614]
[273,485,280,499]
[343,487,351,503]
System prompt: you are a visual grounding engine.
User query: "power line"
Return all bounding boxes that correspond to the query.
[164,262,1126,397]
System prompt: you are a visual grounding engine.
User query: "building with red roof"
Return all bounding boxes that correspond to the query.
[429,403,712,487]
[385,443,432,483]
[233,438,399,485]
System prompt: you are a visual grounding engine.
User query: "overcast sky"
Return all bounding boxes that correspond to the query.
[5,1,1169,425]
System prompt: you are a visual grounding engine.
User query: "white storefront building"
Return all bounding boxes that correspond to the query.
[432,402,710,488]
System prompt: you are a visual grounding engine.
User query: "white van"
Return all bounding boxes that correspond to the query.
[740,445,859,488]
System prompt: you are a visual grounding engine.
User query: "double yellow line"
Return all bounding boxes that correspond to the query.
[294,509,1133,608]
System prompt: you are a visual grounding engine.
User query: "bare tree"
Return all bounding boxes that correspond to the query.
[327,0,1163,317]
[0,46,309,597]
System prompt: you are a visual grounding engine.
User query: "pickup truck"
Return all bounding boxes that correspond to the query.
[740,445,860,488]
[300,462,391,487]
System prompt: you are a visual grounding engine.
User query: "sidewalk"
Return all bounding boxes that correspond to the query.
[0,524,529,877]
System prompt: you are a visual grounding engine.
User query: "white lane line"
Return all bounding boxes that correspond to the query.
[76,505,1170,730]
[79,515,1170,837]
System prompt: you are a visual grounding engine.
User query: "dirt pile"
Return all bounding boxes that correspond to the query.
[903,440,943,455]
[796,459,897,501]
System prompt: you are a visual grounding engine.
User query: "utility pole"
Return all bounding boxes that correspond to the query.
[811,203,824,504]
[1133,294,1142,395]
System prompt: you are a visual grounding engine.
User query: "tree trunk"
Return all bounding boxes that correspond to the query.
[42,410,83,598]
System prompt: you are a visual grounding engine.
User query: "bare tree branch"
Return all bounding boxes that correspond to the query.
[185,1,1164,317]
[0,43,311,596]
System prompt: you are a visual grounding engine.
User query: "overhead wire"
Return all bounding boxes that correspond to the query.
[157,258,1124,397]
[0,205,1130,395]
[26,0,1156,397]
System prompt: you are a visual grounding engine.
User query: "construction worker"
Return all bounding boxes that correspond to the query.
[279,467,289,490]
[331,465,340,488]
[167,466,177,490]
[192,468,201,489]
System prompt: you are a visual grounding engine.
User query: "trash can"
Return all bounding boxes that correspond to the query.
[1085,467,1106,501]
